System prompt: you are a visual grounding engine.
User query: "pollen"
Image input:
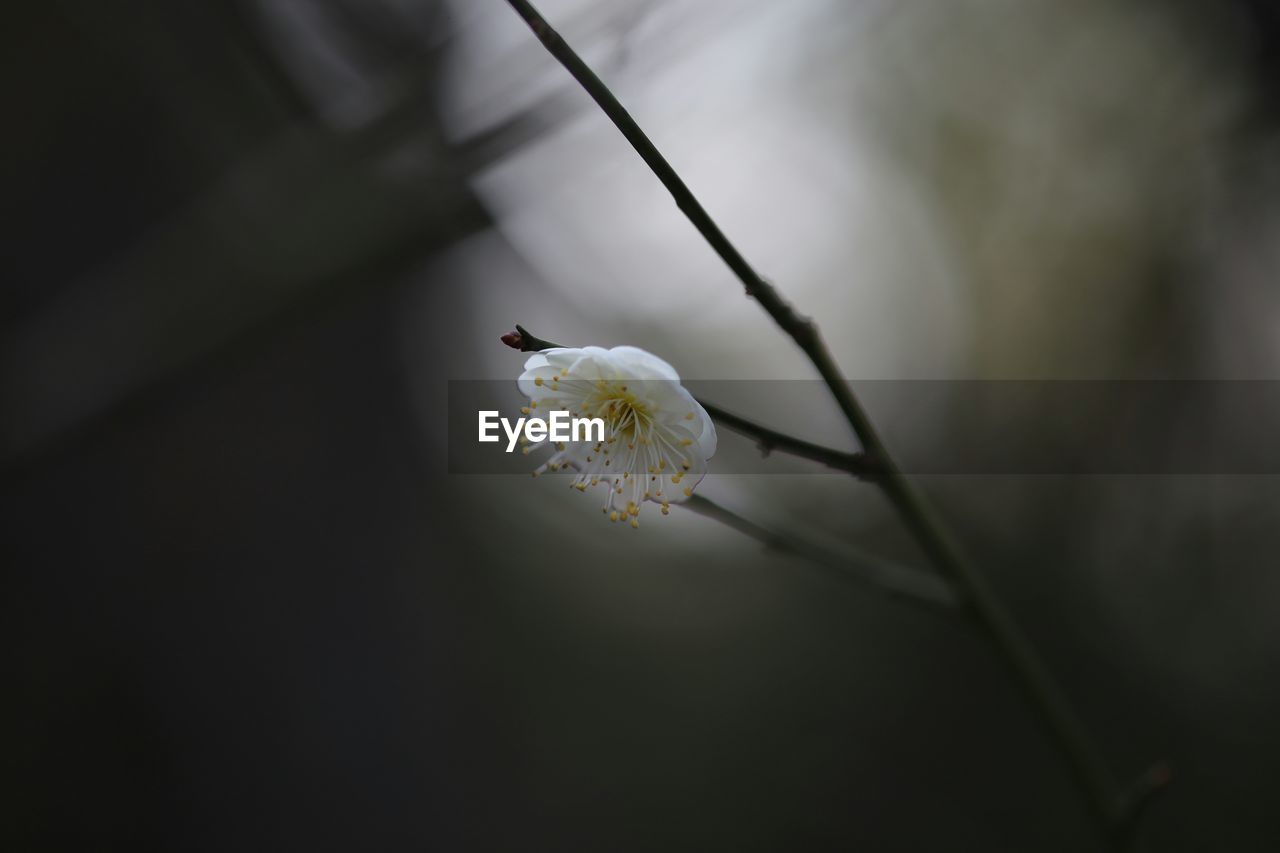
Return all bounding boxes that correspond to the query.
[683,486,693,497]
[610,511,620,522]
[520,406,531,415]
[629,517,640,529]
[534,376,543,386]
[684,412,695,420]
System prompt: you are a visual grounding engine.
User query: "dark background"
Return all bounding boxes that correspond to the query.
[4,1,1280,850]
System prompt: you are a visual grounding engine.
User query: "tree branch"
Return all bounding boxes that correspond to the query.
[682,494,957,608]
[501,325,879,479]
[503,0,1152,841]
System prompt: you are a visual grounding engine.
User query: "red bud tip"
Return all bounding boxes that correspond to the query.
[500,331,523,349]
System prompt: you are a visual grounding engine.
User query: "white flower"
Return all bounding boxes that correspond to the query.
[517,346,717,527]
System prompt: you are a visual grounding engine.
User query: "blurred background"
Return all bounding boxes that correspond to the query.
[4,0,1280,849]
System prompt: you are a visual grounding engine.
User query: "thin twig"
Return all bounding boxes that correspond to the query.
[683,494,957,608]
[695,400,878,478]
[505,328,943,604]
[502,325,877,478]
[503,0,1151,839]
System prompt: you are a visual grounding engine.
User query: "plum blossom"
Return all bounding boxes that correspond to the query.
[517,346,716,527]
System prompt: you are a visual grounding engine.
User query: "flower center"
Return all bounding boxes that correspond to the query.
[590,384,651,441]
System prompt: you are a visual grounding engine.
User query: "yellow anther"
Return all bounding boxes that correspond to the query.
[629,517,640,529]
[658,459,667,470]
[680,438,692,446]
[660,503,670,515]
[534,376,543,386]
[683,486,693,497]
[610,511,620,522]
[520,406,531,415]
[684,412,695,420]
[623,471,629,479]
[529,400,537,408]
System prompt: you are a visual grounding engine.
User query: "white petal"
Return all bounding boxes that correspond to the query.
[607,346,681,381]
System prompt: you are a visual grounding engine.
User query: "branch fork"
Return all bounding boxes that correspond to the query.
[501,1,1167,845]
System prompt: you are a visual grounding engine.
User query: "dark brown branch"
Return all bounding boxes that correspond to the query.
[501,325,879,479]
[696,401,878,479]
[503,0,1144,840]
[683,494,957,608]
